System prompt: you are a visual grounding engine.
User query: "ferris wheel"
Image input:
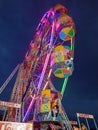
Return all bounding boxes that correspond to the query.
[0,4,75,130]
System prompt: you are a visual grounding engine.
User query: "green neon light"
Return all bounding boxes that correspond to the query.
[71,42,74,50]
[71,42,73,50]
[61,77,68,98]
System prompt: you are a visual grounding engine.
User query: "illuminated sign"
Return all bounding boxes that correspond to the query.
[77,113,94,119]
[0,101,21,108]
[0,121,32,130]
[69,121,78,125]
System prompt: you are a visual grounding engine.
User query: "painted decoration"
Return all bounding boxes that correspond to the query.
[58,14,69,24]
[59,27,75,41]
[54,67,72,78]
[40,89,51,113]
[53,45,65,63]
[51,45,74,78]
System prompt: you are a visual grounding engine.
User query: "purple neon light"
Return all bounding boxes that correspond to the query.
[37,13,55,93]
[23,11,55,121]
[22,95,35,122]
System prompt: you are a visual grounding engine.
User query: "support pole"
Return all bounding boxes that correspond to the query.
[76,114,81,130]
[61,78,68,99]
[2,108,7,121]
[85,118,90,130]
[93,117,98,130]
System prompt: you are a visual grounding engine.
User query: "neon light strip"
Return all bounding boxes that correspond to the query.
[22,95,35,122]
[49,21,55,48]
[24,12,55,120]
[37,52,51,93]
[43,81,48,90]
[71,38,73,50]
[61,78,68,98]
[47,69,52,79]
[43,69,52,89]
[37,14,55,94]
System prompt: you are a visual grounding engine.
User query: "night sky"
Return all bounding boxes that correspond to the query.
[0,0,98,127]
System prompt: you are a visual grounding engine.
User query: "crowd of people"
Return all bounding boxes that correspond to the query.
[72,122,88,130]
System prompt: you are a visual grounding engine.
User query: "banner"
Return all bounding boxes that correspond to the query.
[0,101,21,108]
[0,121,32,130]
[77,113,94,119]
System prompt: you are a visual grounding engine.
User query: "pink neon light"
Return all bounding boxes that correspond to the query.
[56,22,60,30]
[37,11,55,93]
[37,22,55,94]
[25,51,28,59]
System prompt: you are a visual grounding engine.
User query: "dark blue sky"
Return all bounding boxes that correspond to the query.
[0,0,98,126]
